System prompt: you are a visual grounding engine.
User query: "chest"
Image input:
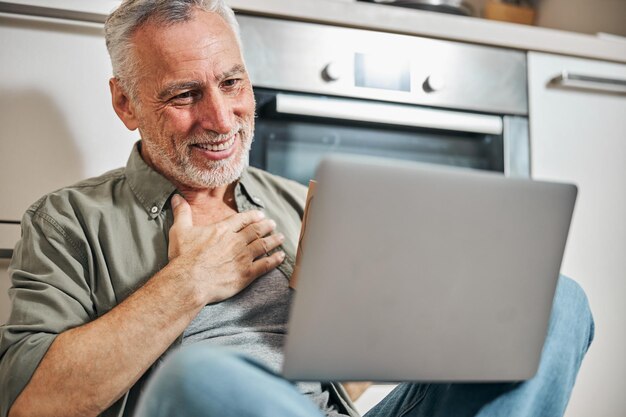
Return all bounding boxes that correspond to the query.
[182,268,292,345]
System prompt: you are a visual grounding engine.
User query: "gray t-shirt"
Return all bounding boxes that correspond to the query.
[182,268,348,417]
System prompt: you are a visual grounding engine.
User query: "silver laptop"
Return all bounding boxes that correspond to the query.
[282,155,577,382]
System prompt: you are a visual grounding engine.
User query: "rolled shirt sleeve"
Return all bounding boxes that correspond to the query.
[0,205,95,417]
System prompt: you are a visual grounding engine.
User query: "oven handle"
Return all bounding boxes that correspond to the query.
[274,93,503,135]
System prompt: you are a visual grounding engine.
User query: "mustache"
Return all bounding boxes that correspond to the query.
[188,125,243,145]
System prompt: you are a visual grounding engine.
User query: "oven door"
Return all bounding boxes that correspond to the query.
[250,89,529,185]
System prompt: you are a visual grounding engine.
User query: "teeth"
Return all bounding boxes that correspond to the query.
[195,136,235,152]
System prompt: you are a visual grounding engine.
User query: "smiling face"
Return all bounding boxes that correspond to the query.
[119,8,255,190]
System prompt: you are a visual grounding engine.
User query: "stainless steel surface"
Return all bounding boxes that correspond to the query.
[503,116,531,178]
[239,15,528,116]
[275,93,504,134]
[549,71,626,95]
[360,0,474,16]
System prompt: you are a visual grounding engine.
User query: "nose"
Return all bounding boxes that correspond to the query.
[197,92,235,135]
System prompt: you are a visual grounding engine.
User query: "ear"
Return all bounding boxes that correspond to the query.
[110,78,139,131]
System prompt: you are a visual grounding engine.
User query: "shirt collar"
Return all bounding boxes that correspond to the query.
[125,141,177,219]
[238,168,265,209]
[125,141,263,218]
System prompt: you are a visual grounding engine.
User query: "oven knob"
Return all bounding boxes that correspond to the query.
[423,75,446,93]
[322,62,343,82]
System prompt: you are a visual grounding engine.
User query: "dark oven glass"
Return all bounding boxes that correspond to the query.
[250,89,504,185]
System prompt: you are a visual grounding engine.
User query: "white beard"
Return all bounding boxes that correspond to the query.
[143,120,254,190]
[178,145,250,189]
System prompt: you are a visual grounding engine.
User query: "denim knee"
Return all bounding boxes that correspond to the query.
[550,275,595,354]
[162,344,244,377]
[158,345,257,395]
[135,344,325,417]
[134,345,251,417]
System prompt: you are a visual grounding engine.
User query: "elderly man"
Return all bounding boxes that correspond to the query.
[0,1,594,416]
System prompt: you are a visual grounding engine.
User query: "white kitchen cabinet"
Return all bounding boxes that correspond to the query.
[528,51,626,417]
[0,260,11,325]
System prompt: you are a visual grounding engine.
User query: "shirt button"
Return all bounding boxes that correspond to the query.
[150,206,158,214]
[253,197,262,204]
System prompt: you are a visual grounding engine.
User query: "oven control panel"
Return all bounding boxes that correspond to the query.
[239,15,528,116]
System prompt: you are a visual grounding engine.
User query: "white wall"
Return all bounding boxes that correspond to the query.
[0,14,137,222]
[0,261,11,325]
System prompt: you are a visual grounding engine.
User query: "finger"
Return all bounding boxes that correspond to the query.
[248,233,285,259]
[171,194,193,230]
[240,218,277,244]
[248,251,286,278]
[222,210,265,232]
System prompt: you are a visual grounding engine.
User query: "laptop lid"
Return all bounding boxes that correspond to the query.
[282,155,576,382]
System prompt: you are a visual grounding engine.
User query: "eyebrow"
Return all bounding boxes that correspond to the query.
[157,64,247,101]
[221,64,247,80]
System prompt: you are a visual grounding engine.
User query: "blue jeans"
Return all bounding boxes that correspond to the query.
[134,276,594,417]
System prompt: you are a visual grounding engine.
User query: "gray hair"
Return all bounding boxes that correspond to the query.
[104,0,241,101]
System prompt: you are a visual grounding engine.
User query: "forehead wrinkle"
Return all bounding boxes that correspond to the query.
[158,31,227,63]
[152,40,243,80]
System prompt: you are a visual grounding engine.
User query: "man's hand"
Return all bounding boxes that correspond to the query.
[168,194,285,304]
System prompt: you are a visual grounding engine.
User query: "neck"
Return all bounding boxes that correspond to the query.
[177,182,236,210]
[176,182,239,226]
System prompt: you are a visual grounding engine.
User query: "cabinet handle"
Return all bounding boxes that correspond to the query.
[549,71,626,95]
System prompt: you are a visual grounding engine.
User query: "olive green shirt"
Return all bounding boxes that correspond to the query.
[0,142,358,417]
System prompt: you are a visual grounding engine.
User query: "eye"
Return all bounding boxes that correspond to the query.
[169,90,199,105]
[174,91,195,100]
[221,78,241,89]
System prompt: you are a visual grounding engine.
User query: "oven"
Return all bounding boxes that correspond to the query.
[238,15,530,184]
